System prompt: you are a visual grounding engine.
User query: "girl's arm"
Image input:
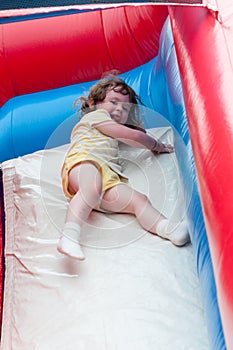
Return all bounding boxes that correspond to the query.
[94,120,174,153]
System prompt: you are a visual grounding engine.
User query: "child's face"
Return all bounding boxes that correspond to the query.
[95,89,131,124]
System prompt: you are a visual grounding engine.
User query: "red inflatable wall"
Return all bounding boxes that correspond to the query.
[169,3,233,349]
[0,5,168,107]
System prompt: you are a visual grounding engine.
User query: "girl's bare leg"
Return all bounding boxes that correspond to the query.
[57,162,102,260]
[100,184,189,246]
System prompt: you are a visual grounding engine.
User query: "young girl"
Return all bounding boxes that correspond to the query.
[57,77,189,260]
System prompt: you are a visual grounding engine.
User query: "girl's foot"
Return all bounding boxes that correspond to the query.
[57,235,85,260]
[57,221,85,260]
[156,220,190,246]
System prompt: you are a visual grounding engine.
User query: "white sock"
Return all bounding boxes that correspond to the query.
[156,219,190,246]
[57,222,85,261]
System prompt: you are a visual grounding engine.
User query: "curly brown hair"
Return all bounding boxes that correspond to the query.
[75,77,144,128]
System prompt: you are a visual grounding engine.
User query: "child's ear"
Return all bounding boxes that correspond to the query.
[88,98,94,107]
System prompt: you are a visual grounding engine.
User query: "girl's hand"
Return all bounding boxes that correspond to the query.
[151,139,174,154]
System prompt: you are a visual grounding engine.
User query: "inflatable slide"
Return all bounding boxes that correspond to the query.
[0,1,232,349]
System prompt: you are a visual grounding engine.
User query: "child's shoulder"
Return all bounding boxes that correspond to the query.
[81,109,111,123]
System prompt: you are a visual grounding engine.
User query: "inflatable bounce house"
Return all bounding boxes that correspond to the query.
[0,0,232,349]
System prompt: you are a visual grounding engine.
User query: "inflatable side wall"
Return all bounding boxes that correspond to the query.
[1,2,233,349]
[169,3,233,349]
[0,6,168,107]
